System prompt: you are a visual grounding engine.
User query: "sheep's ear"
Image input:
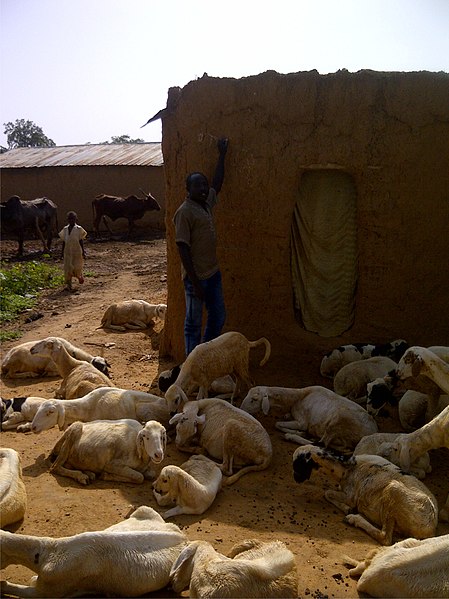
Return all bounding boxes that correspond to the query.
[169,413,183,425]
[195,414,206,425]
[262,394,270,415]
[136,430,145,460]
[411,355,422,378]
[170,542,200,593]
[398,441,411,471]
[57,404,65,430]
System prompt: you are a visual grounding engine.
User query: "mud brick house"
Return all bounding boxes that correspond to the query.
[0,143,165,233]
[160,69,449,380]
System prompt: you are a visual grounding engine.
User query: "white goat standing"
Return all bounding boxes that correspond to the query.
[165,331,271,411]
[30,337,112,399]
[170,538,298,598]
[170,398,272,485]
[48,419,166,484]
[1,336,109,379]
[0,506,187,598]
[30,387,170,433]
[153,454,222,518]
[240,385,378,453]
[292,444,438,545]
[0,448,27,528]
[99,300,167,331]
[344,534,449,598]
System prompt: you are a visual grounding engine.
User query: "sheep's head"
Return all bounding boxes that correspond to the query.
[396,347,424,380]
[165,384,189,415]
[30,337,61,357]
[152,466,177,504]
[170,541,212,593]
[366,377,396,415]
[240,386,269,415]
[90,356,110,376]
[156,304,167,320]
[170,406,205,447]
[137,420,166,463]
[31,400,63,432]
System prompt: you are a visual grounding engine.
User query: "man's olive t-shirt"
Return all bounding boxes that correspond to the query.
[173,188,219,280]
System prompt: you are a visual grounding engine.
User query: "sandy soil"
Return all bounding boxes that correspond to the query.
[1,235,448,598]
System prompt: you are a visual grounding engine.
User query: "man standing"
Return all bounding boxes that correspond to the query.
[174,137,229,356]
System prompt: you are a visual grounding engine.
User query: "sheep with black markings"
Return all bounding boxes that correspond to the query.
[333,356,398,402]
[292,444,438,545]
[320,339,408,378]
[30,337,112,399]
[1,396,49,432]
[153,454,222,518]
[170,538,298,598]
[240,385,377,453]
[1,336,109,379]
[0,448,27,528]
[0,505,187,598]
[170,398,272,485]
[99,300,166,331]
[30,387,170,433]
[344,534,449,598]
[165,331,271,411]
[48,419,166,484]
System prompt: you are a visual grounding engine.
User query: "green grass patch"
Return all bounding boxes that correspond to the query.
[0,261,64,341]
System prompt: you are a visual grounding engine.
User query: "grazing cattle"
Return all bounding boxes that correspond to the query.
[92,191,160,237]
[0,195,58,255]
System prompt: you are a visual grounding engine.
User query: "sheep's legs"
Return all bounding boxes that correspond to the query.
[344,513,394,545]
[276,421,308,432]
[100,464,144,483]
[1,580,40,598]
[283,432,314,445]
[123,321,148,330]
[51,464,94,485]
[324,490,353,515]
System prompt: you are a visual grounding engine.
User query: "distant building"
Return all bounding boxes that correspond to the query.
[160,69,449,377]
[0,143,165,232]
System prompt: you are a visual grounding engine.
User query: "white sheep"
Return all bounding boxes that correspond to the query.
[153,454,222,518]
[1,336,109,378]
[320,339,408,378]
[396,345,449,394]
[30,337,112,399]
[398,390,449,431]
[165,331,271,411]
[48,419,166,485]
[353,432,431,479]
[170,398,272,485]
[344,534,449,597]
[1,396,49,432]
[0,448,27,528]
[333,356,398,402]
[99,300,167,331]
[30,387,170,433]
[170,538,298,598]
[0,505,187,598]
[240,385,378,453]
[292,444,438,545]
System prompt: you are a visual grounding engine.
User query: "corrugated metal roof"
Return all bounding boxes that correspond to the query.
[0,143,163,168]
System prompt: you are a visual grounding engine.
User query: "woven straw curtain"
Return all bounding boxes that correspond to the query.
[291,170,358,337]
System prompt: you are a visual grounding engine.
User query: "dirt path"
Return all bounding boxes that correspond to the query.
[1,237,448,598]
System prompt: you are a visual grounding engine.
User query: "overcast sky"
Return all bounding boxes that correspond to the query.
[1,0,448,148]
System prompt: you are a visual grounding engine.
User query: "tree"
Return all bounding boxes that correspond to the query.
[3,119,56,149]
[101,134,145,144]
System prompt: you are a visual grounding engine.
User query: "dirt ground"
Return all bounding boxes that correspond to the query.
[1,235,448,598]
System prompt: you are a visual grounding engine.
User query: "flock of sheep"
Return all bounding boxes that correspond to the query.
[1,298,449,597]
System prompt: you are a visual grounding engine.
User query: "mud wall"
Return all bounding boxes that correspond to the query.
[1,165,165,232]
[160,70,449,379]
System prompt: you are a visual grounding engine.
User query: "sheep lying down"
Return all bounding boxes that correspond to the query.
[344,534,449,598]
[170,538,298,598]
[47,419,167,485]
[0,447,27,529]
[100,300,167,331]
[153,454,223,518]
[0,506,187,598]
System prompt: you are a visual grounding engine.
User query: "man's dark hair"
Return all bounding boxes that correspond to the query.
[186,171,208,192]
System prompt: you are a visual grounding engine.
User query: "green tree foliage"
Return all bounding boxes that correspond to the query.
[102,134,145,144]
[3,119,56,149]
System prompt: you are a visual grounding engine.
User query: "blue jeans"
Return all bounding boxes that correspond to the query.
[183,270,226,355]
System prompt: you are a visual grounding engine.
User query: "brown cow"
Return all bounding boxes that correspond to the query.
[92,191,160,237]
[0,195,58,255]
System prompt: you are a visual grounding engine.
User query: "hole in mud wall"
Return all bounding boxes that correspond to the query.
[290,169,358,337]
